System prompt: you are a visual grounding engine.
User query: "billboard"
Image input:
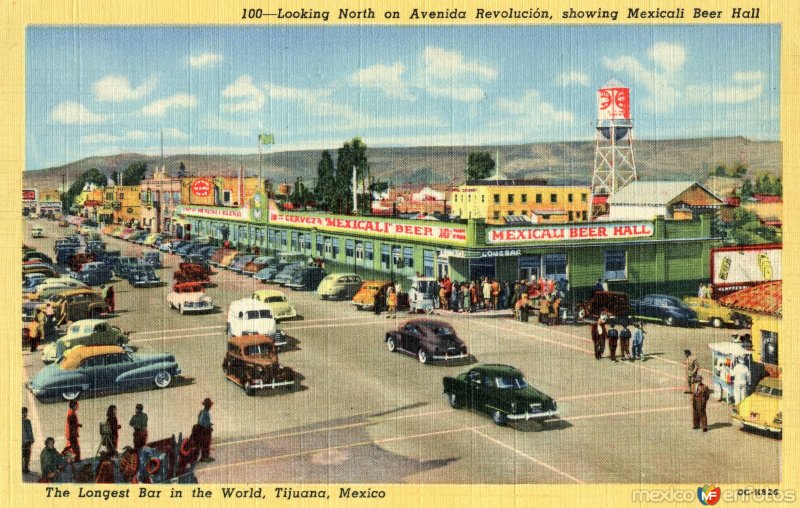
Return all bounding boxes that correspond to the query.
[711,244,782,287]
[22,188,37,202]
[597,86,631,120]
[191,178,212,197]
[487,222,652,244]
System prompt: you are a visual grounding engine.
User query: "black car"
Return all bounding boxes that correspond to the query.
[629,294,699,327]
[126,265,162,288]
[284,266,326,291]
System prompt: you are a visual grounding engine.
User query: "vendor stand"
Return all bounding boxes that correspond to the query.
[708,341,753,403]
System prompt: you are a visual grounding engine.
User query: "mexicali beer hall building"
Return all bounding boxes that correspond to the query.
[175,195,717,297]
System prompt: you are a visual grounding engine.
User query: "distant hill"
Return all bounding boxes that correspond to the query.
[23,137,781,194]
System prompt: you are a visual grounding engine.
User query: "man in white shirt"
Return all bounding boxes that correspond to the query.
[732,359,751,405]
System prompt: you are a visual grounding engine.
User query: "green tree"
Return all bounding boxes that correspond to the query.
[110,170,119,185]
[466,151,496,181]
[314,150,335,210]
[740,179,754,198]
[64,168,107,210]
[290,177,309,208]
[334,138,369,213]
[121,161,148,186]
[717,208,780,246]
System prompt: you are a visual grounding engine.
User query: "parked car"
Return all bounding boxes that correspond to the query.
[443,364,559,426]
[160,239,186,253]
[182,255,212,275]
[67,252,96,272]
[630,294,699,327]
[285,266,326,291]
[243,256,275,275]
[173,262,210,285]
[386,319,468,364]
[23,273,51,292]
[174,242,198,257]
[230,254,257,273]
[168,282,214,314]
[273,263,304,286]
[127,230,148,243]
[27,345,181,401]
[113,256,140,278]
[69,261,113,286]
[209,248,234,266]
[683,297,746,328]
[32,226,45,238]
[253,263,288,283]
[316,273,363,300]
[24,262,60,279]
[126,265,162,288]
[731,377,782,437]
[41,319,130,364]
[251,290,297,321]
[222,335,297,395]
[226,298,287,349]
[55,246,80,266]
[23,250,53,264]
[576,291,630,322]
[352,280,394,310]
[182,243,208,258]
[47,288,110,325]
[27,277,88,300]
[218,250,241,269]
[141,251,163,268]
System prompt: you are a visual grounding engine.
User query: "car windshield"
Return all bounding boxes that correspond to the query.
[266,296,286,303]
[494,376,529,389]
[244,344,274,356]
[245,310,272,319]
[756,385,781,397]
[432,326,455,337]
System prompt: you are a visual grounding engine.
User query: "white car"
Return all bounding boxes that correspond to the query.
[167,282,214,314]
[226,298,287,349]
[41,319,129,364]
[27,277,88,300]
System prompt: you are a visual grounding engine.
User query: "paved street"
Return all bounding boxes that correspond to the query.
[22,218,781,484]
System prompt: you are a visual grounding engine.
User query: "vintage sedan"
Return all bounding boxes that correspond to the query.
[683,297,746,328]
[28,345,181,401]
[629,294,699,327]
[47,288,110,325]
[126,265,162,288]
[223,335,297,395]
[385,319,468,364]
[732,377,782,437]
[273,263,304,286]
[443,364,559,426]
[227,298,287,349]
[168,282,214,314]
[243,256,275,275]
[317,273,363,300]
[26,277,88,300]
[69,261,113,286]
[352,280,394,310]
[218,250,240,269]
[230,254,256,273]
[251,290,297,321]
[41,319,130,364]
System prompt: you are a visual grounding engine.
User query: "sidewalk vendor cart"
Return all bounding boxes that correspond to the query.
[708,342,753,404]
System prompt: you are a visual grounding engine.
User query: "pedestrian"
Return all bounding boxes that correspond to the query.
[469,282,479,312]
[450,283,460,312]
[594,278,604,293]
[482,278,492,310]
[28,310,41,352]
[373,287,383,315]
[732,359,751,405]
[462,284,471,313]
[515,294,529,322]
[631,322,645,360]
[607,323,619,361]
[386,287,397,318]
[130,404,148,451]
[443,276,452,309]
[106,405,121,455]
[196,398,215,462]
[685,349,699,393]
[65,400,81,461]
[538,296,550,324]
[491,279,500,310]
[438,283,447,310]
[692,375,712,432]
[591,313,608,360]
[101,284,115,314]
[619,321,632,360]
[698,284,706,298]
[22,407,33,474]
[40,437,66,482]
[41,303,56,342]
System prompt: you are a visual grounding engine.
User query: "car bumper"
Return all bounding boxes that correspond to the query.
[25,382,45,397]
[506,409,559,421]
[275,311,298,321]
[270,332,288,348]
[249,378,295,390]
[181,305,214,314]
[431,352,469,361]
[132,281,162,287]
[732,414,781,433]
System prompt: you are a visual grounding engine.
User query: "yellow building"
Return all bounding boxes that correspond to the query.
[181,176,261,207]
[720,281,781,372]
[451,179,591,224]
[103,185,142,225]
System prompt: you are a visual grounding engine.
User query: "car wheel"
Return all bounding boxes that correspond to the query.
[417,348,429,364]
[154,371,172,388]
[447,392,463,409]
[663,316,676,327]
[711,317,723,328]
[491,410,507,426]
[61,389,82,401]
[387,336,396,352]
[577,308,586,321]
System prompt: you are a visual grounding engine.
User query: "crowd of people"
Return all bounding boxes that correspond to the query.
[589,313,646,362]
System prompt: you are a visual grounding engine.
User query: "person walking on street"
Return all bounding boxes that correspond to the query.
[130,404,148,451]
[373,288,384,315]
[196,398,215,462]
[685,350,699,393]
[386,287,397,318]
[469,282,479,313]
[482,278,492,310]
[40,437,66,482]
[450,283,460,312]
[462,284,470,313]
[732,359,751,405]
[22,407,33,474]
[550,294,561,325]
[65,400,81,461]
[631,322,645,360]
[106,405,121,455]
[491,279,500,310]
[607,323,619,361]
[692,376,712,432]
[619,322,632,360]
[591,314,608,360]
[101,284,115,314]
[28,311,41,352]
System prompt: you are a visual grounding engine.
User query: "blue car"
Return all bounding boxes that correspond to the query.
[27,345,181,401]
[174,242,198,257]
[112,256,139,278]
[126,265,162,288]
[629,294,700,327]
[141,251,163,268]
[230,254,256,273]
[69,262,113,286]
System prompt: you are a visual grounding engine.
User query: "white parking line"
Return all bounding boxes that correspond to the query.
[567,405,688,421]
[557,385,684,401]
[128,314,379,337]
[129,332,222,344]
[471,427,585,484]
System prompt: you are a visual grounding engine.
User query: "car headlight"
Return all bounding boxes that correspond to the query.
[774,412,782,424]
[510,401,517,412]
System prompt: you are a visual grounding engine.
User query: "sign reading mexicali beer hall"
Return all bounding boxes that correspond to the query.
[487,222,653,244]
[269,210,468,244]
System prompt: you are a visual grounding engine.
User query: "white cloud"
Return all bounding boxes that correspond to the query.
[126,130,151,140]
[423,47,497,81]
[263,82,332,103]
[221,75,265,112]
[81,128,190,143]
[163,127,189,139]
[351,62,413,100]
[714,83,764,104]
[81,133,121,144]
[189,52,223,68]
[94,75,158,102]
[648,42,686,73]
[603,53,680,112]
[51,101,107,124]
[733,71,765,82]
[497,90,574,124]
[139,93,197,116]
[425,86,486,102]
[555,71,590,87]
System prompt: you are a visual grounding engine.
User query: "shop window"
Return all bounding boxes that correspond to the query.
[536,194,542,204]
[323,238,332,258]
[581,193,588,203]
[291,231,298,250]
[403,247,414,268]
[550,193,557,203]
[582,211,588,220]
[173,192,180,203]
[423,250,434,278]
[493,194,500,204]
[223,190,232,204]
[355,241,364,261]
[332,238,339,257]
[568,193,574,203]
[345,239,355,259]
[381,245,390,269]
[568,211,574,221]
[304,235,312,251]
[543,253,567,279]
[493,211,500,220]
[280,230,287,247]
[392,246,402,267]
[761,331,778,365]
[365,242,374,262]
[507,194,514,204]
[521,194,528,203]
[604,250,627,280]
[316,236,323,255]
[481,195,484,202]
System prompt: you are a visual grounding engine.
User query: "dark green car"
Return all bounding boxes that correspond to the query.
[443,364,558,426]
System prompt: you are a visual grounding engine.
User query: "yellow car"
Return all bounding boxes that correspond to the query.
[251,290,297,321]
[219,250,239,268]
[732,377,781,436]
[682,297,744,328]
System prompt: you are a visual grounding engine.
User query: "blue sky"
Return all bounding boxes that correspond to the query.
[26,25,780,170]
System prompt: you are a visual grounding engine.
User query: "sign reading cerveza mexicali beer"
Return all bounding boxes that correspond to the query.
[487,222,653,244]
[269,209,468,245]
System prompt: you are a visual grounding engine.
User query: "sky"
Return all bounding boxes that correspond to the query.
[26,25,780,170]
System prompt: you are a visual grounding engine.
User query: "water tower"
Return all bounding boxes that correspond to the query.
[591,80,637,217]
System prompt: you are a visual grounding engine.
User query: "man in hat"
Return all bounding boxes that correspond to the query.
[65,400,82,461]
[130,404,148,450]
[40,437,66,482]
[631,322,645,361]
[692,375,712,432]
[607,323,619,362]
[590,313,608,360]
[22,407,33,474]
[685,349,699,393]
[619,321,632,360]
[732,359,751,405]
[196,398,214,462]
